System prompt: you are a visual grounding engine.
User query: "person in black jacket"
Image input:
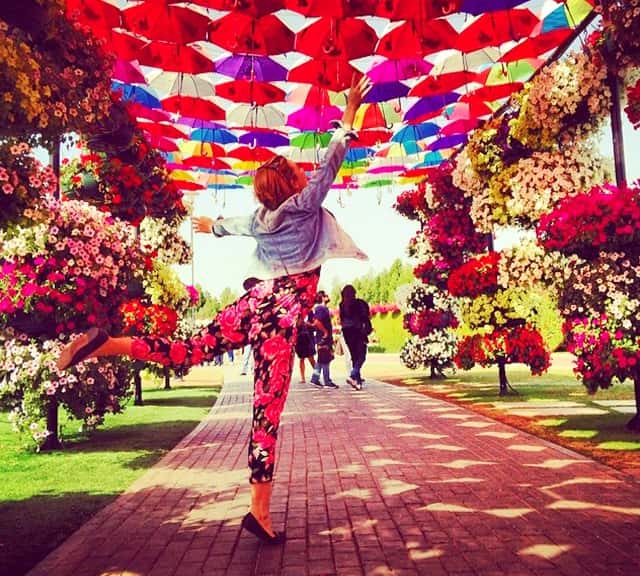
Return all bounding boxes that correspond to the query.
[339,285,372,390]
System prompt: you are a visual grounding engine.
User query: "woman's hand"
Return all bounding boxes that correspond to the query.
[342,75,373,129]
[192,216,215,234]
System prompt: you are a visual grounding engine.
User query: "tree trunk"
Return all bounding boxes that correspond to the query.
[429,362,445,380]
[40,398,61,450]
[626,373,640,432]
[498,359,509,396]
[133,369,143,406]
[163,367,171,390]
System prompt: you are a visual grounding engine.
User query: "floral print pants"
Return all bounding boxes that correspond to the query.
[131,268,320,483]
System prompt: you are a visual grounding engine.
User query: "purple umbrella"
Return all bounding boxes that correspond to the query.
[239,130,289,147]
[363,81,410,103]
[176,117,227,130]
[368,58,432,82]
[428,134,468,151]
[215,54,288,82]
[461,0,529,15]
[403,93,459,122]
[287,106,342,132]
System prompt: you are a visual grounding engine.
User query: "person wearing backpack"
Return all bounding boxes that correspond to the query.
[339,284,372,390]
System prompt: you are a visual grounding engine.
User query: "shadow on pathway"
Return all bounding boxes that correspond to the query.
[28,371,640,576]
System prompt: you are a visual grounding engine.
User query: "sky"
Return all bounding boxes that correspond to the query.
[174,182,419,296]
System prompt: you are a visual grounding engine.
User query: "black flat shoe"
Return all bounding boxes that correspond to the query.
[57,327,109,371]
[241,513,286,545]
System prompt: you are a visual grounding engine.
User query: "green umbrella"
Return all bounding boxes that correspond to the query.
[362,178,394,188]
[236,175,254,186]
[289,131,332,149]
[485,59,538,86]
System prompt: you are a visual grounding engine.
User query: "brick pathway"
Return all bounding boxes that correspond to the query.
[29,373,640,576]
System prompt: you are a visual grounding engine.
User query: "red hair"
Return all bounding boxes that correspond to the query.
[254,156,299,210]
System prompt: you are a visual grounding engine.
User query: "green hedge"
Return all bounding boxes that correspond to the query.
[371,311,407,353]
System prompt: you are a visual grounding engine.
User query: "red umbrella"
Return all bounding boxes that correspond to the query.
[354,129,392,146]
[440,118,480,136]
[456,9,540,52]
[226,145,276,162]
[138,121,189,140]
[208,13,295,55]
[295,17,378,60]
[215,80,286,105]
[182,156,231,170]
[285,0,378,18]
[459,82,523,103]
[106,29,147,61]
[500,29,572,62]
[287,85,338,107]
[161,96,226,121]
[376,19,457,58]
[123,3,209,43]
[66,0,120,31]
[288,59,359,92]
[374,0,462,20]
[146,135,179,152]
[188,0,285,16]
[354,103,393,130]
[409,71,478,97]
[127,103,172,123]
[139,42,214,74]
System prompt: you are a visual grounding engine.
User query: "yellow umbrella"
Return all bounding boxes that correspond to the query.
[230,160,262,171]
[178,141,225,158]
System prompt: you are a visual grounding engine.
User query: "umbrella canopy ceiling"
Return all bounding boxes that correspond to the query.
[66,0,596,190]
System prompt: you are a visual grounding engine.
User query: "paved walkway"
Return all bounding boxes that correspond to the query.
[29,371,640,576]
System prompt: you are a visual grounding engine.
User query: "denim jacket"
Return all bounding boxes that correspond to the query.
[211,127,369,280]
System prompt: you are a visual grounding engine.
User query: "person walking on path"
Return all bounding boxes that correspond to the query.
[339,284,372,390]
[294,312,316,383]
[239,277,260,376]
[309,290,338,388]
[56,76,371,546]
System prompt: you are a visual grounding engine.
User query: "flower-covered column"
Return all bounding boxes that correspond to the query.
[537,183,640,431]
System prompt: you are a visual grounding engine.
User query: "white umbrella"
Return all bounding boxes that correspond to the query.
[149,72,216,98]
[431,47,501,76]
[226,104,285,129]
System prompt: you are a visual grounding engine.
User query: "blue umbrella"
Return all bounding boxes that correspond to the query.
[461,0,528,15]
[207,184,244,190]
[541,5,569,33]
[239,131,289,147]
[404,93,459,122]
[176,117,226,130]
[429,134,468,151]
[346,147,374,162]
[392,123,440,144]
[111,81,160,109]
[191,127,238,144]
[363,81,410,103]
[414,151,444,168]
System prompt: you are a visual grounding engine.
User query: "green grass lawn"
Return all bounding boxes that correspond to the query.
[389,355,640,471]
[0,378,220,576]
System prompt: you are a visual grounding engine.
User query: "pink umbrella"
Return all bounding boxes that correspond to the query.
[287,106,342,131]
[367,57,432,82]
[368,164,404,174]
[113,59,146,84]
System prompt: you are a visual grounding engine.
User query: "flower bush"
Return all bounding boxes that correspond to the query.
[404,309,458,336]
[0,22,46,135]
[393,183,428,221]
[413,258,452,290]
[119,299,179,338]
[0,328,132,447]
[454,325,550,376]
[62,133,188,226]
[0,3,116,145]
[447,252,500,298]
[0,198,145,337]
[537,183,640,258]
[400,332,458,372]
[0,140,57,226]
[597,0,640,71]
[139,217,192,266]
[509,52,610,150]
[564,314,640,393]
